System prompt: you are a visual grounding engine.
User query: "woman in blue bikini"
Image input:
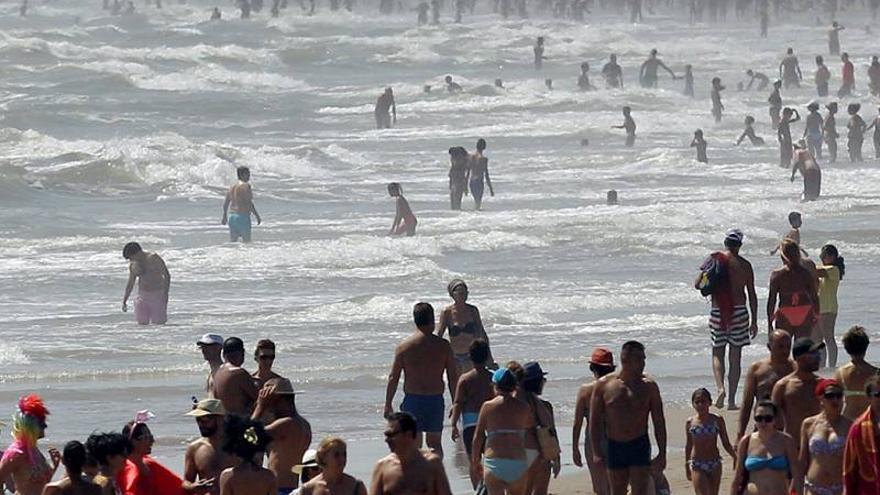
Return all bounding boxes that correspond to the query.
[685,388,735,495]
[731,400,800,495]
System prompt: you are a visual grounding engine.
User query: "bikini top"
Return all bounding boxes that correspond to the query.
[744,455,789,472]
[486,429,525,439]
[809,435,846,456]
[449,321,477,338]
[689,421,719,437]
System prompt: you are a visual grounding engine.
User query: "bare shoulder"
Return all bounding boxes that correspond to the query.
[422,449,444,467]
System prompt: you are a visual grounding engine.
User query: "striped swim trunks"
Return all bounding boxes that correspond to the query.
[709,305,751,348]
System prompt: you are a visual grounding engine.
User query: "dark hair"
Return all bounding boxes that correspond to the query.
[122,421,150,441]
[62,441,88,476]
[692,388,711,403]
[755,400,778,416]
[843,326,869,357]
[86,432,129,467]
[255,339,275,356]
[621,340,645,354]
[223,337,244,356]
[780,239,801,266]
[588,363,615,377]
[413,302,434,328]
[820,244,845,279]
[223,415,270,461]
[816,55,824,63]
[387,182,401,194]
[469,339,490,366]
[788,211,801,224]
[724,237,741,249]
[476,138,486,151]
[387,412,418,438]
[522,376,543,394]
[122,242,142,259]
[848,103,861,114]
[236,166,250,181]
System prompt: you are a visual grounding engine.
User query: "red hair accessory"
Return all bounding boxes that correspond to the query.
[814,378,841,398]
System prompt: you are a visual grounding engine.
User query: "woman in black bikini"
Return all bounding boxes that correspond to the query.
[437,279,494,372]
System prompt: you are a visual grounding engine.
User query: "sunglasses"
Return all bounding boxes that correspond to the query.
[258,355,275,361]
[823,392,844,399]
[754,415,775,423]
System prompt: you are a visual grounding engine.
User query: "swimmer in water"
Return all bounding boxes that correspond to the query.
[710,77,725,123]
[639,49,677,88]
[578,62,596,91]
[388,183,417,236]
[445,76,463,93]
[824,102,839,163]
[828,21,844,55]
[779,47,803,89]
[846,103,866,162]
[613,106,636,147]
[210,6,221,18]
[601,54,623,89]
[691,129,708,163]
[374,88,396,129]
[778,107,800,168]
[534,37,546,70]
[815,56,830,97]
[683,65,694,97]
[768,79,783,129]
[803,101,824,159]
[745,69,770,91]
[736,116,765,146]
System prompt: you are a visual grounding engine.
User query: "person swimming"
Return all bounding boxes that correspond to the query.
[445,75,463,93]
[737,116,765,146]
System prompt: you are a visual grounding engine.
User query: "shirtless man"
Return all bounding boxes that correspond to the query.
[639,49,676,88]
[449,340,494,486]
[771,337,824,447]
[384,303,460,457]
[601,54,623,89]
[736,330,794,443]
[251,339,283,390]
[375,88,396,129]
[700,229,758,410]
[221,166,261,243]
[213,337,258,416]
[768,79,783,129]
[815,56,831,97]
[779,48,803,89]
[745,69,770,91]
[121,242,170,325]
[590,341,666,495]
[183,399,233,495]
[197,334,224,398]
[252,378,312,495]
[370,412,453,495]
[613,106,636,147]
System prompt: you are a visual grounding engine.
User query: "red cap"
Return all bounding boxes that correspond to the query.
[814,378,841,398]
[588,347,614,367]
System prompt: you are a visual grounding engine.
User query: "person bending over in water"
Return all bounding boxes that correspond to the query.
[824,102,839,163]
[222,166,261,243]
[639,49,676,88]
[375,88,396,129]
[613,106,636,147]
[710,77,725,123]
[121,242,170,325]
[578,62,596,91]
[803,101,824,159]
[779,47,803,89]
[791,140,822,202]
[846,103,866,162]
[746,69,770,91]
[778,107,800,168]
[387,183,416,237]
[691,130,708,163]
[601,54,623,89]
[445,76,463,93]
[737,116,765,146]
[768,80,782,129]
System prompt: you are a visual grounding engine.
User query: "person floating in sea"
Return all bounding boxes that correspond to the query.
[222,166,262,243]
[467,139,494,210]
[710,77,725,123]
[639,49,676,88]
[779,47,803,89]
[613,106,636,147]
[387,183,417,237]
[746,69,770,91]
[815,56,831,97]
[769,79,783,129]
[824,102,839,163]
[578,62,596,91]
[691,129,708,163]
[445,75,462,93]
[374,87,396,129]
[601,54,623,89]
[846,103,866,162]
[736,116,765,146]
[803,101,824,159]
[121,242,170,325]
[791,140,822,202]
[533,37,546,70]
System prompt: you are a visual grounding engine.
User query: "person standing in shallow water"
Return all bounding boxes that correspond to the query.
[683,65,694,97]
[121,242,170,325]
[846,103,866,162]
[838,52,854,97]
[779,48,803,89]
[828,22,844,55]
[803,102,824,159]
[467,139,494,211]
[601,54,623,89]
[768,80,782,129]
[613,106,636,147]
[448,147,469,210]
[710,77,724,123]
[824,102,839,163]
[578,62,596,91]
[791,140,822,202]
[815,56,831,97]
[691,130,708,163]
[387,183,417,237]
[533,37,546,70]
[864,106,880,158]
[437,279,494,373]
[374,88,396,129]
[222,166,261,243]
[778,107,800,168]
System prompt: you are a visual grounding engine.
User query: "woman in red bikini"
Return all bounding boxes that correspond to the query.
[767,239,820,340]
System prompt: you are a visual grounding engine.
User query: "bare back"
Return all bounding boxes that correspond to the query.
[219,465,276,495]
[265,415,312,489]
[458,368,494,413]
[397,333,454,395]
[132,253,168,293]
[213,364,257,416]
[227,182,253,214]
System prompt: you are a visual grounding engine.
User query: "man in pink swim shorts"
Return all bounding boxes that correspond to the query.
[121,242,171,325]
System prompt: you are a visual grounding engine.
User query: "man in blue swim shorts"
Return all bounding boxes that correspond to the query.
[221,166,262,243]
[384,303,460,457]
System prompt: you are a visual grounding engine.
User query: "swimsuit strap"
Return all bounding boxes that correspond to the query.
[486,428,526,438]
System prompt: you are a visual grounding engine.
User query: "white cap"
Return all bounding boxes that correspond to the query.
[197,334,223,346]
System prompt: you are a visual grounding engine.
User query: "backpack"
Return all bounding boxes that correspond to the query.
[695,252,727,297]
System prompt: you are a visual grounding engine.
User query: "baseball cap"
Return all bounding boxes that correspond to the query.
[293,449,318,474]
[588,347,614,367]
[265,377,296,395]
[185,399,226,417]
[523,362,547,382]
[197,334,223,347]
[222,337,244,354]
[492,368,517,388]
[725,229,744,245]
[792,337,825,358]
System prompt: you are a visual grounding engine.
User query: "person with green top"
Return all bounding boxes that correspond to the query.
[832,327,879,420]
[815,245,845,368]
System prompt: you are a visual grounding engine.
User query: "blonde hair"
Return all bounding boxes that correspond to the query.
[316,437,347,467]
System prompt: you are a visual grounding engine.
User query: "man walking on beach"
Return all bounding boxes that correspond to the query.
[121,242,170,325]
[736,330,794,443]
[771,337,824,445]
[183,399,233,495]
[701,229,758,410]
[589,340,666,495]
[213,337,258,415]
[370,412,453,495]
[384,303,459,457]
[252,378,312,494]
[197,334,223,398]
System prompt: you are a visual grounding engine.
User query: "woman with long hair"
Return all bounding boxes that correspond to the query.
[0,394,60,495]
[219,416,276,495]
[815,245,845,367]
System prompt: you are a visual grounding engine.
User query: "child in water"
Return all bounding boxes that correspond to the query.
[691,129,708,163]
[684,389,736,495]
[770,211,808,256]
[613,106,636,147]
[736,116,765,145]
[388,183,417,236]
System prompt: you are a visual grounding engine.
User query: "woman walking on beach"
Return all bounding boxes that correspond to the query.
[572,348,615,495]
[815,245,844,368]
[731,400,799,495]
[513,362,560,495]
[832,326,879,419]
[798,379,850,495]
[0,395,60,495]
[767,240,819,340]
[685,389,735,495]
[438,279,494,372]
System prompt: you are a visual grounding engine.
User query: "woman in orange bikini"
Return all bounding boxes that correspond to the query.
[767,239,819,340]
